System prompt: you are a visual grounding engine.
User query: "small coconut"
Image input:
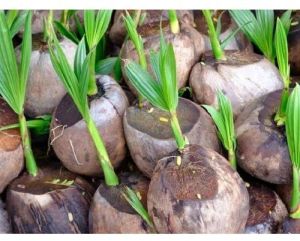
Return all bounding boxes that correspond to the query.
[50,75,129,176]
[89,171,152,233]
[147,144,249,233]
[110,10,194,46]
[244,183,288,233]
[123,98,220,177]
[0,199,11,233]
[121,20,205,95]
[0,99,24,193]
[189,51,283,116]
[235,90,292,184]
[6,165,94,233]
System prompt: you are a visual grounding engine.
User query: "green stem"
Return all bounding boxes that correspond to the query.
[291,166,300,213]
[202,10,226,61]
[228,148,237,170]
[170,111,186,151]
[87,49,98,95]
[168,10,180,34]
[19,113,38,176]
[43,10,53,43]
[86,115,119,186]
[274,88,289,126]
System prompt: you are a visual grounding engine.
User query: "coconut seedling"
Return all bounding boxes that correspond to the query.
[189,10,283,116]
[0,11,94,234]
[235,18,293,185]
[121,9,204,91]
[123,15,219,177]
[281,84,300,233]
[193,10,252,52]
[50,10,128,176]
[48,24,155,234]
[124,35,249,233]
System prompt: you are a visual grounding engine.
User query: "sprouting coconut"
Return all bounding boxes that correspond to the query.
[0,199,11,233]
[124,35,249,233]
[122,13,219,177]
[190,10,285,116]
[0,11,94,233]
[109,10,194,46]
[16,11,77,117]
[50,10,128,176]
[121,10,204,93]
[0,99,24,193]
[193,10,252,52]
[48,16,155,233]
[235,18,293,184]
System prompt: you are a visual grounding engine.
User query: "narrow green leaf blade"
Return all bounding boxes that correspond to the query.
[54,20,79,44]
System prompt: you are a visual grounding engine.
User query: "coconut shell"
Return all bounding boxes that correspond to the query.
[281,218,300,233]
[110,10,194,46]
[0,199,11,233]
[189,51,283,116]
[50,75,129,176]
[0,99,24,193]
[275,183,292,210]
[235,90,292,184]
[194,10,252,52]
[6,165,94,233]
[121,21,204,95]
[244,183,288,233]
[288,11,300,75]
[16,36,76,117]
[123,98,220,178]
[147,144,249,233]
[89,172,152,233]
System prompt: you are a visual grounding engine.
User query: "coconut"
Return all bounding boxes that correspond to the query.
[0,199,11,233]
[123,98,220,177]
[6,165,94,233]
[121,20,205,95]
[109,10,194,46]
[147,144,249,233]
[244,183,288,233]
[235,90,292,184]
[15,35,77,117]
[50,75,129,176]
[89,171,152,233]
[0,99,24,193]
[189,51,283,116]
[193,10,252,52]
[288,23,300,75]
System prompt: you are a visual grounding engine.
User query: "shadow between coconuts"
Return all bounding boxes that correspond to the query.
[50,75,129,176]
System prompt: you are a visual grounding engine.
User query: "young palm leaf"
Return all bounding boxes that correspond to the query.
[285,84,300,218]
[6,10,28,38]
[168,10,180,34]
[0,10,38,176]
[124,33,187,150]
[203,91,237,169]
[274,18,290,126]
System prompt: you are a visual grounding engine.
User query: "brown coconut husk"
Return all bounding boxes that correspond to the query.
[50,75,129,176]
[147,144,249,233]
[0,199,11,233]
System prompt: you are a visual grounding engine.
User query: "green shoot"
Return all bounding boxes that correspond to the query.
[202,10,226,61]
[285,84,300,218]
[121,186,155,232]
[229,10,292,63]
[6,10,28,38]
[48,27,118,186]
[274,18,290,126]
[83,10,113,95]
[124,32,187,150]
[168,10,180,34]
[0,115,51,136]
[0,10,38,176]
[203,91,237,169]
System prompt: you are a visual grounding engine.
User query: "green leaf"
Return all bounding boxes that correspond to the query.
[74,37,87,79]
[286,84,300,169]
[9,10,28,38]
[113,57,122,82]
[95,57,118,75]
[280,10,292,33]
[74,13,85,38]
[6,10,19,29]
[54,20,79,44]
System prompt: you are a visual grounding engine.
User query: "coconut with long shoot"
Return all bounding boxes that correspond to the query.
[124,35,249,233]
[50,10,128,176]
[121,10,204,92]
[235,18,293,184]
[122,13,219,177]
[189,10,284,116]
[48,22,155,234]
[0,11,94,233]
